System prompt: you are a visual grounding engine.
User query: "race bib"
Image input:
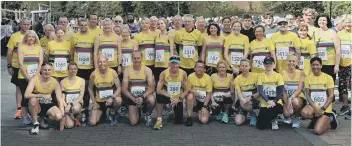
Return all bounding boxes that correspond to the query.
[263,86,276,97]
[231,52,242,65]
[311,91,327,107]
[54,58,67,71]
[102,48,114,61]
[38,97,52,104]
[213,92,226,102]
[253,56,265,69]
[131,86,145,97]
[66,93,79,104]
[99,89,114,99]
[276,47,289,60]
[196,90,206,102]
[27,64,38,77]
[266,33,273,39]
[183,46,195,58]
[299,56,304,70]
[207,52,220,64]
[155,50,165,62]
[122,54,132,66]
[285,84,298,98]
[145,48,154,60]
[167,82,181,96]
[242,91,252,98]
[317,47,327,60]
[341,45,351,59]
[78,52,90,65]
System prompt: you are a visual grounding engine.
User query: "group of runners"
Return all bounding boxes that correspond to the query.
[6,7,351,136]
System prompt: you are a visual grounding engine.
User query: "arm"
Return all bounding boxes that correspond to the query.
[332,32,341,73]
[156,71,170,98]
[88,72,97,106]
[179,71,190,100]
[77,79,86,104]
[258,85,270,102]
[305,88,319,111]
[323,88,334,110]
[169,35,175,56]
[201,38,206,62]
[36,47,44,77]
[122,68,136,101]
[274,85,284,102]
[93,36,100,68]
[292,71,305,98]
[223,45,232,69]
[133,40,139,51]
[55,81,65,131]
[24,77,46,99]
[60,80,67,105]
[143,67,155,97]
[113,71,121,97]
[117,36,122,67]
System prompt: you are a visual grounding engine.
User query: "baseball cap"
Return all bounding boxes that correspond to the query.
[169,55,180,63]
[277,18,288,24]
[263,56,275,64]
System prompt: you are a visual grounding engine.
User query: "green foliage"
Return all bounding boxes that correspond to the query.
[260,1,325,17]
[323,1,351,17]
[132,1,189,17]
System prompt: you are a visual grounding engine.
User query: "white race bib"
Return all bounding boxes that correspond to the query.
[66,94,79,104]
[102,48,114,61]
[167,82,181,96]
[145,48,154,60]
[231,52,243,65]
[78,52,90,65]
[242,91,252,98]
[196,90,206,102]
[253,56,265,69]
[38,97,52,104]
[183,46,195,58]
[266,33,273,39]
[341,45,351,59]
[27,64,38,77]
[213,92,226,102]
[54,58,67,71]
[263,86,276,97]
[122,54,132,66]
[299,56,304,70]
[155,50,165,62]
[276,47,289,60]
[317,47,328,60]
[207,52,220,64]
[99,89,114,99]
[285,84,298,98]
[311,91,327,107]
[131,86,145,97]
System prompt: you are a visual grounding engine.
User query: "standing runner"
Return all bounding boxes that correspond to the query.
[220,17,232,39]
[169,15,184,37]
[297,24,317,75]
[150,16,161,36]
[120,27,138,75]
[88,13,103,37]
[40,24,55,58]
[58,16,74,41]
[302,8,317,37]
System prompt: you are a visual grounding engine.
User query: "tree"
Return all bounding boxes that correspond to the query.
[260,1,325,17]
[323,1,351,18]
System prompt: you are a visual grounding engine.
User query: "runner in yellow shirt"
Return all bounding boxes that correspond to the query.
[300,57,338,135]
[196,16,208,40]
[220,17,233,39]
[40,24,55,56]
[297,24,317,75]
[149,16,161,37]
[88,13,103,37]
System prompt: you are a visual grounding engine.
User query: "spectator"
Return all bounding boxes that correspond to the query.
[33,17,44,38]
[1,19,13,57]
[286,14,298,34]
[240,14,256,42]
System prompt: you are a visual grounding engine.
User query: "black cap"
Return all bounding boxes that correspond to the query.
[263,56,275,64]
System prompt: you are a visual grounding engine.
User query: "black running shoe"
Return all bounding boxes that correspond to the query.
[185,117,193,126]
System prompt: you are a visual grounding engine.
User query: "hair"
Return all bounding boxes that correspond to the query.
[150,16,158,21]
[68,62,78,68]
[207,23,221,36]
[264,13,274,19]
[20,18,31,25]
[216,60,228,68]
[44,24,55,31]
[287,53,298,60]
[22,30,40,44]
[42,61,52,67]
[120,26,130,33]
[341,14,351,24]
[222,17,231,24]
[132,50,142,57]
[172,15,182,22]
[183,14,194,21]
[59,16,68,22]
[314,14,333,28]
[243,14,252,20]
[253,25,265,33]
[297,23,312,40]
[240,58,251,65]
[103,18,113,25]
[140,17,150,24]
[54,25,65,33]
[231,20,243,29]
[285,14,294,19]
[302,8,316,16]
[158,17,168,28]
[195,60,205,68]
[310,56,322,65]
[196,16,206,24]
[78,18,88,25]
[90,13,98,19]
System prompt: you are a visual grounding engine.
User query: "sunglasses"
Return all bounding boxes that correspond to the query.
[278,22,288,26]
[115,20,122,23]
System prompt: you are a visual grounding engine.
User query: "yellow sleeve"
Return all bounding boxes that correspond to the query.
[206,76,213,92]
[326,75,334,89]
[308,41,317,55]
[277,73,284,86]
[46,41,51,55]
[133,34,141,44]
[70,34,76,49]
[249,41,255,55]
[188,75,193,89]
[67,41,71,53]
[304,76,310,88]
[244,36,250,51]
[7,35,15,49]
[224,37,230,49]
[293,34,301,49]
[268,39,275,51]
[257,75,263,86]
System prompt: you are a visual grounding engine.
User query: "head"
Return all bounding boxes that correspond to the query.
[285,14,295,27]
[243,14,252,28]
[334,17,344,31]
[38,17,44,23]
[196,16,206,30]
[194,60,205,76]
[120,26,131,40]
[43,24,54,38]
[68,62,78,77]
[310,56,322,74]
[98,55,108,70]
[79,18,89,33]
[315,14,332,28]
[173,15,182,28]
[183,14,195,30]
[207,23,220,36]
[140,17,151,31]
[114,15,123,26]
[302,8,316,24]
[298,24,310,39]
[58,17,69,28]
[239,59,251,73]
[216,60,227,75]
[55,25,65,40]
[263,56,275,72]
[277,18,288,33]
[102,18,113,32]
[41,62,53,78]
[22,30,39,45]
[222,17,231,29]
[264,13,274,26]
[286,54,298,70]
[127,14,134,23]
[150,16,158,29]
[342,14,351,31]
[169,55,181,72]
[158,18,168,31]
[254,25,265,39]
[113,25,122,35]
[132,50,142,67]
[20,18,31,32]
[231,20,242,34]
[89,13,98,27]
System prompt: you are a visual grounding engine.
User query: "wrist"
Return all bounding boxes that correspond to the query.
[7,64,12,69]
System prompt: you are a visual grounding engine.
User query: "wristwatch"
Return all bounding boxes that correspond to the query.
[7,64,12,69]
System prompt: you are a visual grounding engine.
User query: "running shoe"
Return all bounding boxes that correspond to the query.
[271,120,279,130]
[23,115,32,125]
[153,119,163,130]
[249,114,257,126]
[221,113,229,123]
[39,117,49,129]
[13,110,22,119]
[292,116,301,128]
[186,117,193,126]
[330,112,339,130]
[216,112,224,121]
[307,117,318,129]
[30,122,40,135]
[145,115,152,127]
[339,105,350,116]
[284,117,292,124]
[109,113,118,126]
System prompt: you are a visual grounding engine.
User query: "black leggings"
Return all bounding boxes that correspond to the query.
[19,79,29,107]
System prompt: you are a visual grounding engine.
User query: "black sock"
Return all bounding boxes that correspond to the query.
[17,107,22,110]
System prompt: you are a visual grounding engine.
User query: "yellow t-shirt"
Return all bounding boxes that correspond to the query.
[175,29,203,69]
[257,72,284,107]
[337,30,352,67]
[299,37,317,75]
[314,28,336,65]
[7,32,25,68]
[188,73,212,102]
[128,65,147,98]
[281,69,305,99]
[88,27,103,38]
[64,28,74,41]
[204,36,224,67]
[224,34,250,68]
[220,31,233,39]
[155,33,171,68]
[46,40,71,77]
[249,38,275,73]
[169,28,185,38]
[71,32,95,69]
[234,73,259,99]
[134,32,156,66]
[304,72,334,113]
[40,36,50,54]
[271,31,301,73]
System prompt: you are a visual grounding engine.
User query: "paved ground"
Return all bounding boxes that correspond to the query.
[1,57,350,146]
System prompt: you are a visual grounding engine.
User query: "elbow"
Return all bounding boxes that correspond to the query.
[24,93,30,99]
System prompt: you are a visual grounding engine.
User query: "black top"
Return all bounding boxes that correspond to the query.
[240,27,255,42]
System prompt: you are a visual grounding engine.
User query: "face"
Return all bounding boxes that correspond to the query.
[169,62,180,71]
[209,25,218,35]
[141,20,150,30]
[114,17,123,26]
[278,22,288,32]
[239,61,250,72]
[21,20,31,32]
[311,60,322,73]
[121,29,130,39]
[243,18,252,28]
[58,18,68,28]
[174,16,182,27]
[287,16,295,26]
[318,17,328,28]
[89,15,98,26]
[44,26,54,37]
[150,17,158,28]
[232,22,241,33]
[223,19,231,28]
[128,15,134,21]
[80,21,89,32]
[184,17,194,30]
[254,27,264,39]
[25,34,36,45]
[196,19,206,29]
[303,12,313,23]
[68,65,78,76]
[41,64,53,78]
[56,29,65,40]
[103,21,112,32]
[264,16,273,25]
[194,62,205,75]
[114,26,122,35]
[343,19,351,31]
[217,63,227,74]
[132,52,142,66]
[158,20,166,30]
[98,57,108,70]
[287,55,298,69]
[298,27,308,38]
[264,63,273,71]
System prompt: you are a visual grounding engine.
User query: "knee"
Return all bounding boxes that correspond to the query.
[301,109,313,118]
[200,116,209,124]
[65,121,74,129]
[55,113,63,121]
[313,128,324,135]
[234,116,244,126]
[186,94,194,103]
[130,120,138,126]
[147,95,155,104]
[29,98,38,107]
[89,118,97,126]
[114,97,122,106]
[72,105,81,114]
[292,98,301,108]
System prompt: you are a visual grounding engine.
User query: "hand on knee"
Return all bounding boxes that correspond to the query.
[29,98,38,107]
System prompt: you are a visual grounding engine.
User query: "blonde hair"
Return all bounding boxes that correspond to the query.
[287,53,299,61]
[22,30,40,44]
[120,26,131,33]
[302,8,316,15]
[341,14,351,24]
[216,60,228,68]
[44,24,54,31]
[103,18,113,25]
[183,14,194,21]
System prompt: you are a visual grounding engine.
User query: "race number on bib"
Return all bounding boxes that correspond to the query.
[253,56,265,69]
[263,86,276,97]
[317,47,328,60]
[145,48,154,60]
[155,50,165,62]
[299,56,304,70]
[311,91,327,107]
[102,48,114,61]
[38,97,52,104]
[27,64,38,77]
[231,52,243,65]
[78,52,90,65]
[197,91,206,102]
[207,52,220,64]
[99,89,114,99]
[131,86,145,97]
[122,54,132,66]
[341,45,351,59]
[276,47,289,60]
[242,91,252,98]
[285,84,298,98]
[213,92,226,102]
[167,82,181,96]
[183,46,195,58]
[66,94,79,104]
[54,58,67,71]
